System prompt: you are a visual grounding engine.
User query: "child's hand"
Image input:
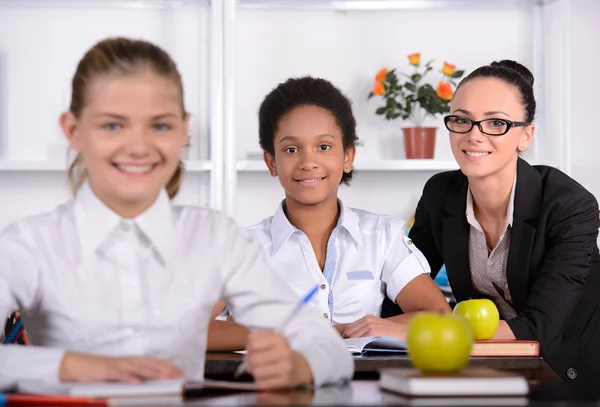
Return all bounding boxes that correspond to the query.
[342,314,406,339]
[245,330,313,390]
[59,352,184,383]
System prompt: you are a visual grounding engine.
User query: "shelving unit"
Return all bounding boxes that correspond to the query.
[0,0,572,227]
[236,0,560,10]
[236,159,458,172]
[222,0,571,224]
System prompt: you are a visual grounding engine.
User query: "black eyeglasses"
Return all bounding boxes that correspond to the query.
[444,115,529,136]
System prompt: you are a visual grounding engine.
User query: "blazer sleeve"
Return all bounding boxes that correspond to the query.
[408,185,445,280]
[507,192,600,353]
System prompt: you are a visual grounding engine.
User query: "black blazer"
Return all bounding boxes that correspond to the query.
[384,158,600,386]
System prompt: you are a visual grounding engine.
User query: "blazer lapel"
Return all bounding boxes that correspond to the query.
[506,158,541,311]
[442,174,479,302]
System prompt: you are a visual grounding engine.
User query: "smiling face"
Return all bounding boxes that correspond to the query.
[61,71,188,216]
[264,105,355,207]
[448,77,534,179]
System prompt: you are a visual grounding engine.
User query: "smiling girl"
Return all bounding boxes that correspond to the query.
[0,38,352,389]
[207,76,450,351]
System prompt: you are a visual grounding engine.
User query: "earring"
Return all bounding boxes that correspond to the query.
[519,145,527,152]
[344,167,351,173]
[271,169,277,176]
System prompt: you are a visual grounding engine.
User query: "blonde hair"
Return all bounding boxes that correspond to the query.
[66,37,186,199]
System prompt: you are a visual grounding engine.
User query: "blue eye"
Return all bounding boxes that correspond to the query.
[153,123,171,131]
[103,123,121,131]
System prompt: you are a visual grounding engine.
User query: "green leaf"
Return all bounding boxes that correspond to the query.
[411,73,422,83]
[367,92,374,99]
[376,107,387,115]
[404,82,415,92]
[451,70,465,78]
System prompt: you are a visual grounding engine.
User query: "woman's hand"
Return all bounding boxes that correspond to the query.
[59,352,184,383]
[342,314,406,339]
[245,330,313,390]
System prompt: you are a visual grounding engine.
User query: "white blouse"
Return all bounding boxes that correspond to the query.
[243,201,431,324]
[0,183,353,386]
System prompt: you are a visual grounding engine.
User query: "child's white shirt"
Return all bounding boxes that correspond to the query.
[243,200,431,324]
[0,183,353,385]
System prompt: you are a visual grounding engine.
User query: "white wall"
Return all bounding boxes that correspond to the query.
[570,0,600,200]
[0,1,598,231]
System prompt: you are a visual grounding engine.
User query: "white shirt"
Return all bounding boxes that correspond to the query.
[243,201,430,325]
[0,183,353,386]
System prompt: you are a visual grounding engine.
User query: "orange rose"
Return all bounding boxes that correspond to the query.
[372,81,385,95]
[436,81,453,101]
[441,62,456,76]
[408,53,421,66]
[375,68,388,82]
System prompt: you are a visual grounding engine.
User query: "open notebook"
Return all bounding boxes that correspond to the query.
[16,378,258,398]
[345,336,540,357]
[344,336,407,354]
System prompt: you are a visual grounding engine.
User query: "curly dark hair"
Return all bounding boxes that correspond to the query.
[258,76,360,185]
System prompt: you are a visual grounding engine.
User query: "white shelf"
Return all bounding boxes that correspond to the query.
[0,0,209,8]
[0,160,212,172]
[237,0,556,11]
[237,159,458,172]
[184,160,212,172]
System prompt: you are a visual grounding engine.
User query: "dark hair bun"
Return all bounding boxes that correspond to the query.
[490,60,534,87]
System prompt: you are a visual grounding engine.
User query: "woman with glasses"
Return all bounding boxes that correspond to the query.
[383,60,600,389]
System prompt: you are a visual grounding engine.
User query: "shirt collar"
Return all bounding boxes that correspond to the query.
[338,200,363,247]
[269,199,363,256]
[74,182,174,262]
[466,175,517,229]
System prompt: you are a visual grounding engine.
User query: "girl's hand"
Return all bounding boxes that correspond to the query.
[245,330,313,390]
[59,352,184,383]
[342,314,406,339]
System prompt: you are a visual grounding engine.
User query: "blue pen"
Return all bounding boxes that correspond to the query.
[233,284,321,378]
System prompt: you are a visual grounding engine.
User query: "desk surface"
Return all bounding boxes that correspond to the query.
[103,380,600,406]
[205,352,545,377]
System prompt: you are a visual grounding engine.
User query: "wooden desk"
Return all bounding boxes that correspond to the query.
[129,380,599,406]
[205,352,552,381]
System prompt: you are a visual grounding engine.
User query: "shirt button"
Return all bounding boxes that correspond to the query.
[566,368,577,380]
[320,284,327,290]
[323,313,329,319]
[407,239,413,245]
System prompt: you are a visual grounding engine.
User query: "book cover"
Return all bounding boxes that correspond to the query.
[379,366,529,397]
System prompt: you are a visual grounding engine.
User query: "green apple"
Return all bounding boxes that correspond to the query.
[406,312,474,373]
[453,299,500,340]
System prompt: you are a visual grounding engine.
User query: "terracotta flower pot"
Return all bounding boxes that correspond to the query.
[403,127,437,159]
